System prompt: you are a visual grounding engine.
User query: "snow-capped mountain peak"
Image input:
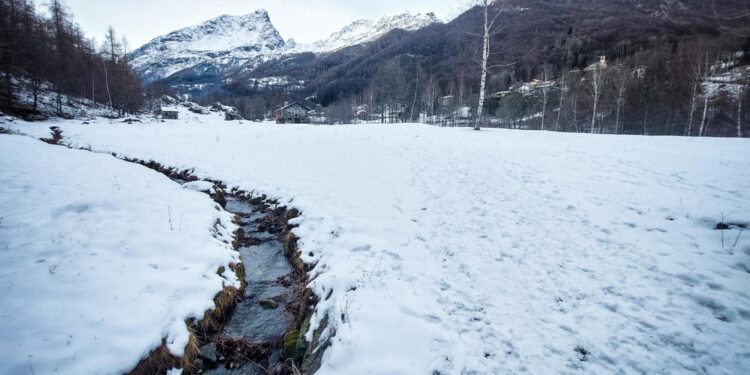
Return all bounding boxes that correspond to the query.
[129,10,440,85]
[293,11,441,53]
[129,9,285,83]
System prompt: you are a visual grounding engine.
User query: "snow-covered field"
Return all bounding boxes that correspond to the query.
[0,135,239,374]
[5,112,750,374]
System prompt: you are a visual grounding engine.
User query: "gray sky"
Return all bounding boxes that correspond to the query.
[54,0,465,49]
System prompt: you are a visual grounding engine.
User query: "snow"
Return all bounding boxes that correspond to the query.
[182,180,217,194]
[129,10,286,83]
[130,11,440,82]
[9,77,118,119]
[6,118,750,374]
[290,12,440,54]
[704,65,750,98]
[0,135,239,374]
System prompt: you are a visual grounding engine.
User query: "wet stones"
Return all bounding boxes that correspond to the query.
[199,342,219,364]
[259,298,279,309]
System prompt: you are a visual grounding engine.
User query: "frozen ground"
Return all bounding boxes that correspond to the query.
[0,135,239,374]
[6,112,750,374]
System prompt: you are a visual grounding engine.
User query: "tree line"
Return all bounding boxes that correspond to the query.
[0,0,143,117]
[199,0,749,136]
[218,32,748,137]
[491,37,750,137]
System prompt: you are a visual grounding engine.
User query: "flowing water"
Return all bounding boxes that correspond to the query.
[204,196,297,374]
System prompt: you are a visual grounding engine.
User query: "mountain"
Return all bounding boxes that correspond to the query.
[290,12,441,53]
[239,0,749,106]
[129,10,286,84]
[130,10,441,85]
[132,0,748,135]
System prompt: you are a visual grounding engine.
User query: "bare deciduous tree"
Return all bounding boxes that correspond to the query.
[466,0,509,130]
[457,72,466,107]
[555,71,568,132]
[424,75,438,119]
[410,63,420,122]
[686,62,702,136]
[539,64,551,131]
[588,63,606,133]
[613,65,629,134]
[735,69,747,137]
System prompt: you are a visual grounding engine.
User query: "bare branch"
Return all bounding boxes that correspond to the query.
[487,62,518,69]
[487,0,511,31]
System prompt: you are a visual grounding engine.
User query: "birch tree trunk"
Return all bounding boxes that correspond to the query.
[591,92,598,133]
[614,70,627,135]
[699,93,709,137]
[698,52,715,137]
[590,67,604,134]
[474,1,490,131]
[687,80,698,136]
[615,99,621,134]
[555,73,566,132]
[540,67,549,131]
[738,88,743,138]
[736,71,746,138]
[410,66,419,122]
[541,89,547,131]
[102,60,113,109]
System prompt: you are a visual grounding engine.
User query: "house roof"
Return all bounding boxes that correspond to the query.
[276,102,309,111]
[160,106,179,112]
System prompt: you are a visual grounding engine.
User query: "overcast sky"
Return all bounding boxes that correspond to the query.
[52,0,466,49]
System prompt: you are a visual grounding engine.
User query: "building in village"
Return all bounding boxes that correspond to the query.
[585,55,608,72]
[159,106,179,120]
[274,102,310,124]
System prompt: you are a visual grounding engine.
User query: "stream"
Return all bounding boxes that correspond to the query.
[201,194,300,374]
[34,128,313,375]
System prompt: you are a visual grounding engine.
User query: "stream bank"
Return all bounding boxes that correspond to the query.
[120,159,327,375]
[34,126,330,375]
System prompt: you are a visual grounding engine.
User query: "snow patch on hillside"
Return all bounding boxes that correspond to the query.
[291,12,441,53]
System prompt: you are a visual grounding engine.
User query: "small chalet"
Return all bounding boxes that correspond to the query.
[275,102,309,124]
[160,106,179,120]
[584,55,608,72]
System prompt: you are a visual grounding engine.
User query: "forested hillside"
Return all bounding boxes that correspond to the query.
[197,0,749,136]
[0,0,143,118]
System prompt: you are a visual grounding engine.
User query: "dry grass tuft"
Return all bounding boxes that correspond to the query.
[180,325,200,373]
[229,262,247,289]
[199,285,242,335]
[284,208,300,221]
[283,232,298,257]
[232,227,246,249]
[127,341,180,375]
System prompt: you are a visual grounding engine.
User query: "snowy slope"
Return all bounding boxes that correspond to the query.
[130,10,286,83]
[290,12,441,53]
[130,11,440,83]
[7,119,750,374]
[0,135,239,374]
